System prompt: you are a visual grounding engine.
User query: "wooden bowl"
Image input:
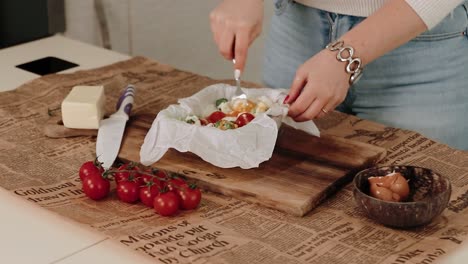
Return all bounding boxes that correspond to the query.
[353,165,451,228]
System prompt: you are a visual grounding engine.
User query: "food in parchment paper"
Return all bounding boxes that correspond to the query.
[183,95,274,130]
[368,171,410,202]
[78,160,201,216]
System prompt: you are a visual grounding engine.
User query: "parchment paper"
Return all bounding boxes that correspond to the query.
[140,84,320,169]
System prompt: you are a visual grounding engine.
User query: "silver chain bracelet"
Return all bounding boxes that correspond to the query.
[325,40,363,85]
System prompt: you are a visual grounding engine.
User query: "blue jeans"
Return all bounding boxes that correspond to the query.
[264,0,468,150]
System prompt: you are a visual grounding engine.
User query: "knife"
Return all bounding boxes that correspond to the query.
[96,85,135,169]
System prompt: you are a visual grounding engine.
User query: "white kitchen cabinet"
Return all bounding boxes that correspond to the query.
[64,0,274,83]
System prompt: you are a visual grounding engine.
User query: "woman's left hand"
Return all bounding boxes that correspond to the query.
[284,49,351,121]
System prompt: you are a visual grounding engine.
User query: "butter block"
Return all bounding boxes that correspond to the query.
[61,86,105,129]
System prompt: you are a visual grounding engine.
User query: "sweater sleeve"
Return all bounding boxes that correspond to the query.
[405,0,465,29]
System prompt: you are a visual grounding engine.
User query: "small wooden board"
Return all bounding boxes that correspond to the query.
[119,114,386,216]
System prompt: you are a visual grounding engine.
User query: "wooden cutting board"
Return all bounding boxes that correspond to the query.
[119,114,386,216]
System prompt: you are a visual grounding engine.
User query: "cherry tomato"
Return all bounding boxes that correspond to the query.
[200,118,209,126]
[154,191,180,216]
[142,169,167,184]
[207,111,226,123]
[235,112,255,127]
[117,180,140,203]
[166,177,188,192]
[79,160,103,181]
[156,170,168,181]
[140,170,166,195]
[140,184,160,207]
[141,173,153,185]
[114,163,142,185]
[141,168,156,185]
[82,173,110,200]
[177,185,202,210]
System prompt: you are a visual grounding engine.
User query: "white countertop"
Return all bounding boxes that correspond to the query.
[0,187,154,264]
[0,35,143,264]
[0,34,130,92]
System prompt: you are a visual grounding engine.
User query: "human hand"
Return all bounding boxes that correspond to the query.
[284,49,351,121]
[209,0,264,72]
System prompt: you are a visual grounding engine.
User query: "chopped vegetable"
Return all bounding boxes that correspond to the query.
[222,116,237,122]
[207,111,226,123]
[215,98,228,108]
[236,113,255,127]
[214,120,238,130]
[231,98,256,113]
[183,96,273,130]
[185,115,201,125]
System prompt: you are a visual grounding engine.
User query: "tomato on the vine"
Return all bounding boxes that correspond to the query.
[154,191,179,216]
[177,185,202,210]
[82,173,110,200]
[79,159,202,215]
[156,170,168,181]
[141,168,167,186]
[235,112,255,127]
[117,180,140,203]
[166,177,188,192]
[79,160,103,181]
[141,169,155,185]
[140,184,160,207]
[114,163,143,186]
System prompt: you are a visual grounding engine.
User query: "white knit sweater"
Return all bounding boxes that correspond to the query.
[295,0,464,29]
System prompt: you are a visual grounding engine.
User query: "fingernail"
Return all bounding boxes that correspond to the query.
[234,69,241,80]
[283,95,290,104]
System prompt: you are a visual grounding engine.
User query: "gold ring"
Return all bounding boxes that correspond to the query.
[321,108,328,114]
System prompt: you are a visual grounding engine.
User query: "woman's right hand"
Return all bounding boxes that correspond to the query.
[210,0,264,72]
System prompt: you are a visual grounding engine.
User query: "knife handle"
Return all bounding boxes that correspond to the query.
[116,85,135,117]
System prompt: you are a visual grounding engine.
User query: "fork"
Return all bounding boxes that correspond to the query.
[232,59,246,99]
